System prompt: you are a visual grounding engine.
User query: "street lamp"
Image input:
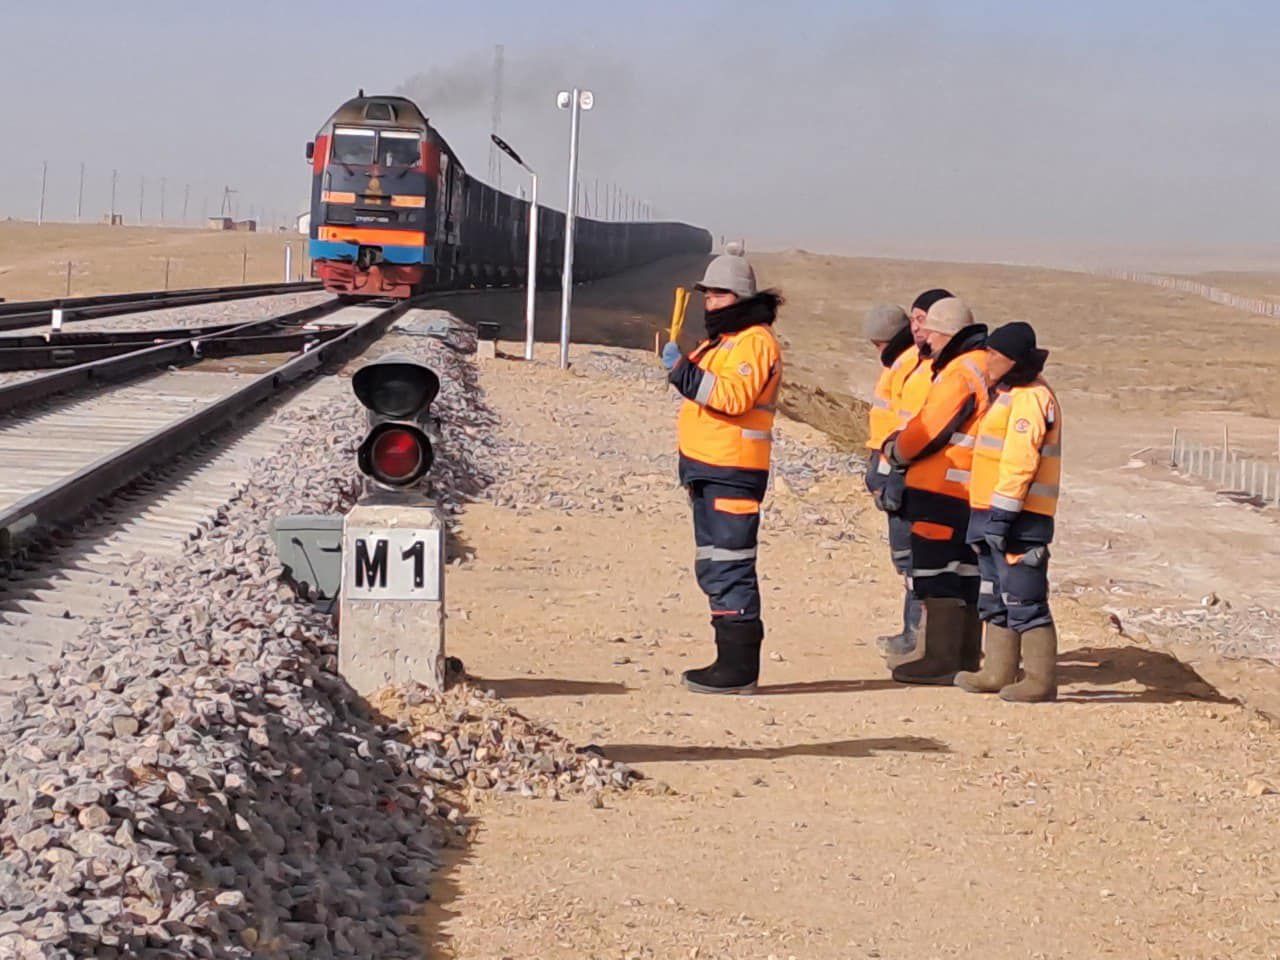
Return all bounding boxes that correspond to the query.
[491,133,539,361]
[555,88,593,369]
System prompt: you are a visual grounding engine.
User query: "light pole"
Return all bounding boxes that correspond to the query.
[555,88,593,369]
[491,133,539,361]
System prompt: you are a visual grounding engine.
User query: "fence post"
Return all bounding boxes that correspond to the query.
[65,261,72,297]
[163,258,171,291]
[241,247,248,284]
[1171,428,1179,467]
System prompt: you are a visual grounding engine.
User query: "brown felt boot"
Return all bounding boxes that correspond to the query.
[959,603,982,672]
[955,624,1020,693]
[892,598,964,685]
[999,624,1058,702]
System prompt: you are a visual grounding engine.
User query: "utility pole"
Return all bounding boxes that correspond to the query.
[160,177,167,223]
[37,161,47,225]
[182,183,190,223]
[76,162,85,222]
[488,43,505,190]
[138,176,145,225]
[556,88,593,370]
[110,169,118,222]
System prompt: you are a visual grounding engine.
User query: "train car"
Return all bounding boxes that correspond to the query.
[306,92,711,298]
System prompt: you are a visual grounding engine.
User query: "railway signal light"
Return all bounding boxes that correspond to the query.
[352,354,440,487]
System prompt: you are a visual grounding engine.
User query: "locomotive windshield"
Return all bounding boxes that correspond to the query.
[379,130,422,167]
[331,127,376,165]
[330,127,421,167]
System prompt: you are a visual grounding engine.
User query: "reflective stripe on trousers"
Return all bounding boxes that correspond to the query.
[689,480,763,622]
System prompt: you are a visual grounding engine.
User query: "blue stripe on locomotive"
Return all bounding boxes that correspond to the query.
[308,239,434,265]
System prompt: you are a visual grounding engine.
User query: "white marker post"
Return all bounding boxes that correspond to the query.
[490,134,539,360]
[556,88,593,370]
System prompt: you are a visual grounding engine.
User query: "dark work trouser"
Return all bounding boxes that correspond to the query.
[904,491,979,604]
[974,540,1053,632]
[689,480,762,624]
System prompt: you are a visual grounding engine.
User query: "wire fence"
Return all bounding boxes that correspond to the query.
[1170,429,1280,508]
[1094,269,1280,319]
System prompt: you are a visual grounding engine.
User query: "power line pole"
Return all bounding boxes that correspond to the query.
[37,161,47,225]
[110,169,118,221]
[160,177,167,224]
[182,183,190,223]
[76,162,85,222]
[138,176,145,225]
[488,43,505,190]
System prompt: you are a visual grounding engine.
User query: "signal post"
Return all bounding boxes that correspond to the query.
[338,354,448,693]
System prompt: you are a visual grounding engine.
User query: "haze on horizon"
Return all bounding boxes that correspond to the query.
[1,0,1277,268]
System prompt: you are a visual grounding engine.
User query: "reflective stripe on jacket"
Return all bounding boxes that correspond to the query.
[970,379,1062,517]
[676,324,782,473]
[868,365,898,451]
[891,343,933,425]
[893,335,990,503]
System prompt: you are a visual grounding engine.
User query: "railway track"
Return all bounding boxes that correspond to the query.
[0,298,414,692]
[0,280,322,332]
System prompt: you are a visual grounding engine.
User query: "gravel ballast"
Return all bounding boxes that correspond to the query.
[0,313,635,959]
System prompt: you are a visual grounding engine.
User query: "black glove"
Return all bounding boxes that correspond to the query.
[983,508,1017,555]
[874,466,906,514]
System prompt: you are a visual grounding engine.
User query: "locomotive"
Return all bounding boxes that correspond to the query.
[306,93,712,298]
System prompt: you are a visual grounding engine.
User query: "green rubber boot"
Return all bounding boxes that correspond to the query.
[955,624,1021,693]
[999,624,1058,702]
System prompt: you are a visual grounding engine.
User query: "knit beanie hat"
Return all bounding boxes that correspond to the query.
[986,321,1039,362]
[862,303,909,341]
[911,288,954,314]
[921,297,973,335]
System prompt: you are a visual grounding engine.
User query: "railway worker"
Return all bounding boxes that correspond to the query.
[869,288,954,661]
[954,322,1062,702]
[664,251,783,694]
[879,297,989,684]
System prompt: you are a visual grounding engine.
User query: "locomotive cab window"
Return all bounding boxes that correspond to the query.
[331,127,376,165]
[379,130,422,167]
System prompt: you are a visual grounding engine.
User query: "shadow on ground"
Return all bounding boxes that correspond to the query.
[1058,645,1235,704]
[601,736,948,764]
[473,676,631,698]
[755,677,901,696]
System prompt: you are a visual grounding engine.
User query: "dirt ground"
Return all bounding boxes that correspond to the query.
[430,340,1279,959]
[0,222,306,299]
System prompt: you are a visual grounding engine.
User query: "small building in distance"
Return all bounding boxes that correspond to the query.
[206,217,257,232]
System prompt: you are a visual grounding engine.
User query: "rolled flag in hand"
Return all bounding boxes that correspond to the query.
[661,341,682,370]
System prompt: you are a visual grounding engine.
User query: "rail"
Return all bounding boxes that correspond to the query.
[0,299,344,414]
[0,297,413,559]
[0,280,323,332]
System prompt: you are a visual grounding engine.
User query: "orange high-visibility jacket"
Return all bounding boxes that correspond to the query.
[868,332,917,451]
[676,324,782,474]
[889,338,990,503]
[892,344,933,424]
[970,379,1062,517]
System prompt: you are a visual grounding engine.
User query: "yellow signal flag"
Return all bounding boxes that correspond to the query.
[669,286,690,344]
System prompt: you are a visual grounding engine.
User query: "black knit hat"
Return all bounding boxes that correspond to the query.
[987,321,1041,363]
[910,288,953,313]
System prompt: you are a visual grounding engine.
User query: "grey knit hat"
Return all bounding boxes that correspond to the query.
[921,297,974,335]
[863,303,908,342]
[695,253,757,298]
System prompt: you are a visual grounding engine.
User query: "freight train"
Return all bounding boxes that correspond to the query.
[306,93,712,298]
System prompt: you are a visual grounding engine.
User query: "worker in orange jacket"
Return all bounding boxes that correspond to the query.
[880,297,989,683]
[868,288,953,661]
[955,322,1062,702]
[664,251,783,694]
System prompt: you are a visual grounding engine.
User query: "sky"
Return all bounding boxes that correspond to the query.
[2,0,1278,261]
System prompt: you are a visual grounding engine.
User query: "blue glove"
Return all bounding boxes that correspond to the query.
[660,341,682,370]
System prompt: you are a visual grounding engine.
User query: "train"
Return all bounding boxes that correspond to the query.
[306,93,712,298]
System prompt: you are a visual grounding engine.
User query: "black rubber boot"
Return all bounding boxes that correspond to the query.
[892,598,965,685]
[683,619,763,694]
